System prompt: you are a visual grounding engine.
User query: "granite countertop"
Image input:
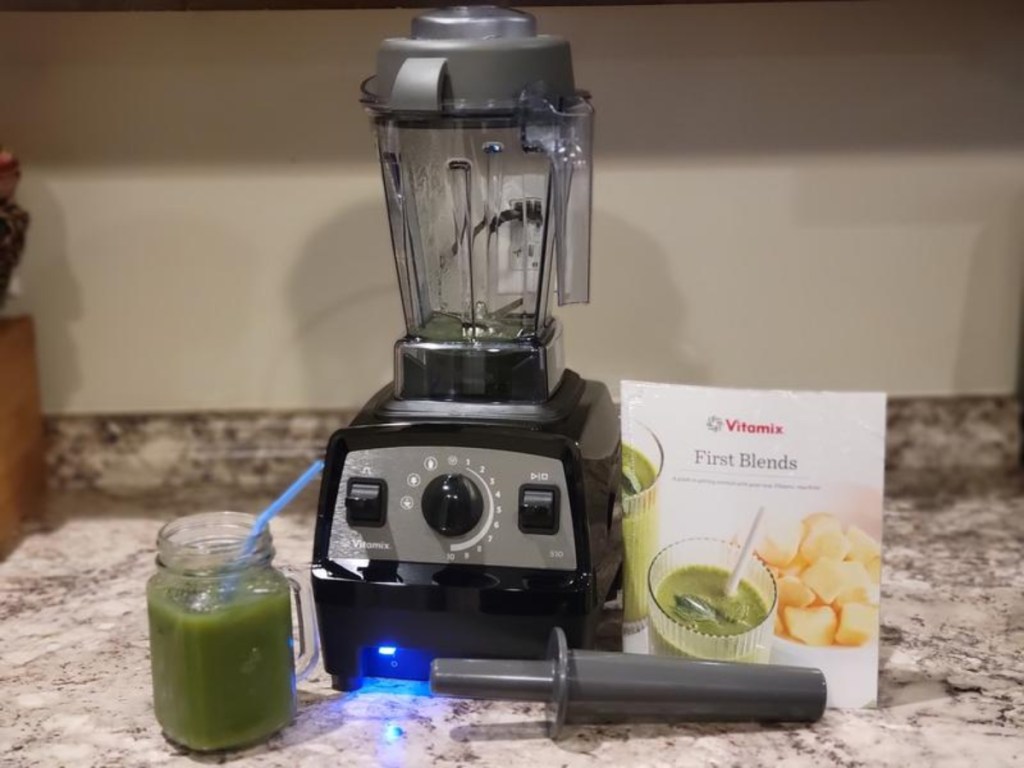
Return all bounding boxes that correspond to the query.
[1,469,1021,768]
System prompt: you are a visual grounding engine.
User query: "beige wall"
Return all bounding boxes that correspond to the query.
[2,2,1023,414]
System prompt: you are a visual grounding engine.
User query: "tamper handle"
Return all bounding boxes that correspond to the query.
[430,658,555,702]
[430,628,827,738]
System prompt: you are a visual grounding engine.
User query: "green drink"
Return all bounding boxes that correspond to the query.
[147,512,318,752]
[650,565,768,661]
[621,429,662,632]
[148,573,294,751]
[648,539,777,663]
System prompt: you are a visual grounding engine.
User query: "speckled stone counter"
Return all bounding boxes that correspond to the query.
[42,397,1021,492]
[2,469,1022,767]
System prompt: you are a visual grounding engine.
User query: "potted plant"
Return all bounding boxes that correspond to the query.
[0,146,29,307]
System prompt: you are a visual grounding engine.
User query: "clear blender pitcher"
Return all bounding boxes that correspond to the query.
[362,6,593,402]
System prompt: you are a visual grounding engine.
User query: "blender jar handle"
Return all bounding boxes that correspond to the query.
[283,567,320,681]
[547,103,594,306]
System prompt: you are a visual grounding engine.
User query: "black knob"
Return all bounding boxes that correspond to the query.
[421,473,484,537]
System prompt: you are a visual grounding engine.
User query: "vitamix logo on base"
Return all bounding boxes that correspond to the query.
[707,415,784,435]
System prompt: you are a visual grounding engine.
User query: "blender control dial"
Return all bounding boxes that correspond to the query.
[421,473,484,537]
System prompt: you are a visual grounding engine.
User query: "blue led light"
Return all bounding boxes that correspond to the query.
[384,723,405,743]
[361,646,432,683]
[357,678,430,697]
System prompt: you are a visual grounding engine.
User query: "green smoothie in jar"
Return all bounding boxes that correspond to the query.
[148,574,294,751]
[147,512,318,752]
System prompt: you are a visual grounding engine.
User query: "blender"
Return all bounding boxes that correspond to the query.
[311,6,621,691]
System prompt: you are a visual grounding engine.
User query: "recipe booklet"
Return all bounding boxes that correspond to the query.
[620,381,887,708]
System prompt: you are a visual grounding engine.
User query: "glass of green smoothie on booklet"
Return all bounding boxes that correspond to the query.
[648,538,777,663]
[621,424,663,633]
[146,512,319,752]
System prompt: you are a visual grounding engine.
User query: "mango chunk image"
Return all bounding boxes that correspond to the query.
[778,575,816,609]
[784,605,838,646]
[834,583,879,609]
[775,611,788,638]
[799,523,851,563]
[832,560,876,607]
[866,556,882,584]
[756,519,803,568]
[799,557,849,604]
[842,559,872,588]
[801,512,841,535]
[781,554,810,578]
[835,602,879,646]
[774,511,881,645]
[845,525,881,565]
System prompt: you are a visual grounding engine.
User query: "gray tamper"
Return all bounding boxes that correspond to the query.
[430,627,827,738]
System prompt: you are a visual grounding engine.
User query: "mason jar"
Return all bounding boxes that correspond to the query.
[146,511,318,752]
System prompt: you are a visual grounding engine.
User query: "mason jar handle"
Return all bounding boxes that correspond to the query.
[282,567,320,682]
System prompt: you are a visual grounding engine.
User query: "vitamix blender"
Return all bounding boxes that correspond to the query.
[311,6,621,691]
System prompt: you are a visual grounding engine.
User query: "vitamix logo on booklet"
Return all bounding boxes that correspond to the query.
[620,381,887,708]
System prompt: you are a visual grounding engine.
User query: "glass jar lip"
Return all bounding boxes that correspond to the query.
[623,421,665,480]
[157,511,273,574]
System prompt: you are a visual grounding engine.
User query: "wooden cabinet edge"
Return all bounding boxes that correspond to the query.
[0,316,46,558]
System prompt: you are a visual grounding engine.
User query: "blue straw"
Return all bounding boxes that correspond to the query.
[241,458,325,557]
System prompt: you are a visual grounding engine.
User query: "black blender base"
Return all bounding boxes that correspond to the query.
[319,604,601,691]
[311,375,622,691]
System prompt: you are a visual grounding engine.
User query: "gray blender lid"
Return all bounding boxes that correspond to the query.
[412,6,536,40]
[365,5,577,113]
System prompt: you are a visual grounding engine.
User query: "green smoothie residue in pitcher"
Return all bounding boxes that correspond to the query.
[654,565,769,637]
[147,573,295,752]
